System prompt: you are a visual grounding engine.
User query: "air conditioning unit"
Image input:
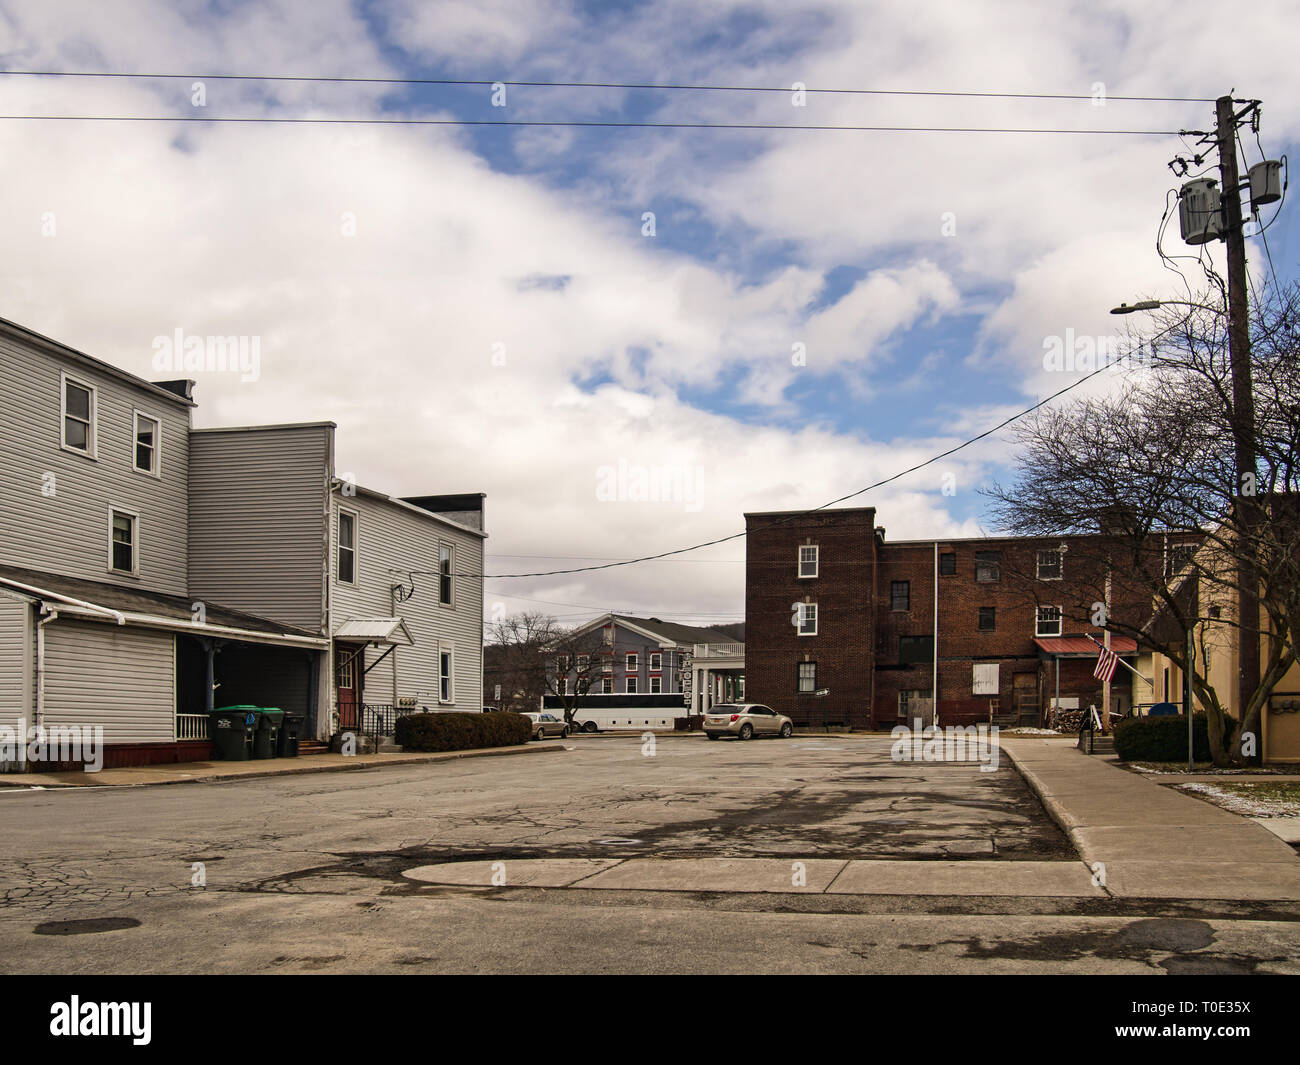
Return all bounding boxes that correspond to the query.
[1179,178,1223,245]
[1249,159,1283,208]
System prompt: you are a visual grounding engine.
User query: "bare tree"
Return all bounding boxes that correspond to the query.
[488,611,608,726]
[986,284,1300,765]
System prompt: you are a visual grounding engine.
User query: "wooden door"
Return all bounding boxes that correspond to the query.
[336,644,363,730]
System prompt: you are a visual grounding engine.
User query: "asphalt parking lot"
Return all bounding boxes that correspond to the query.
[3,734,1297,974]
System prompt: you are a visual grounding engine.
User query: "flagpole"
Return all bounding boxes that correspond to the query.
[1102,574,1112,732]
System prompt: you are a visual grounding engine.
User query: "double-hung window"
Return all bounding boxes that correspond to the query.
[1036,548,1063,581]
[798,545,819,578]
[439,544,453,605]
[62,376,96,456]
[439,646,454,703]
[891,581,910,611]
[109,507,138,575]
[796,602,818,636]
[1035,605,1063,637]
[133,412,161,476]
[797,661,817,693]
[337,510,357,584]
[975,551,1001,583]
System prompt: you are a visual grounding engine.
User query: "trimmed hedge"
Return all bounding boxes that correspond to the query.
[394,711,532,752]
[1113,713,1237,762]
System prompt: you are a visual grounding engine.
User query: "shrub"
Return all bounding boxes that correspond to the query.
[394,711,532,752]
[1113,713,1237,762]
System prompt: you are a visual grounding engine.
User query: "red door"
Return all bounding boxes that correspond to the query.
[336,644,363,730]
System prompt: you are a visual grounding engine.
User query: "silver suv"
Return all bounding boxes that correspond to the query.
[704,703,794,741]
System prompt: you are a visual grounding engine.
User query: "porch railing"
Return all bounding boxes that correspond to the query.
[358,704,419,737]
[176,714,209,741]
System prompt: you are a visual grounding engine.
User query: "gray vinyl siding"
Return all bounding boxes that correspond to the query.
[332,495,484,712]
[0,331,192,595]
[43,620,175,744]
[188,425,332,633]
[0,590,33,727]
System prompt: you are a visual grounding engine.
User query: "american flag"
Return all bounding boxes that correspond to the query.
[1093,644,1119,683]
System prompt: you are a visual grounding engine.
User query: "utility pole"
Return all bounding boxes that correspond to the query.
[1214,94,1261,759]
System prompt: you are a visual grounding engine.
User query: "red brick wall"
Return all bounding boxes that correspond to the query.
[744,509,1158,730]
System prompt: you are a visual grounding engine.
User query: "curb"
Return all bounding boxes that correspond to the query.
[0,742,566,790]
[999,741,1094,863]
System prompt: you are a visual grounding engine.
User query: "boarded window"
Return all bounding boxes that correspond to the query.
[899,635,933,664]
[973,663,1000,695]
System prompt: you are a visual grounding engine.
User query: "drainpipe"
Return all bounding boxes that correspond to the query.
[932,542,939,728]
[35,607,58,731]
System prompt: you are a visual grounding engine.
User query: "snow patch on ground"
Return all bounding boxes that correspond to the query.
[1178,781,1300,818]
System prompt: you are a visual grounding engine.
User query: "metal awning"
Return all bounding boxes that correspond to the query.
[1034,635,1138,659]
[333,617,414,646]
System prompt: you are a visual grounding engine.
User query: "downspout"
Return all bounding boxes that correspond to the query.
[869,528,878,728]
[35,607,58,731]
[933,541,939,728]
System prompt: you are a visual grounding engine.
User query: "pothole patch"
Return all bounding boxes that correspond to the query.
[34,917,141,936]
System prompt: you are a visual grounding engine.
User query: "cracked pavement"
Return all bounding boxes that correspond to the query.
[2,735,1298,973]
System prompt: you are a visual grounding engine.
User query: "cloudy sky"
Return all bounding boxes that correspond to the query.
[3,0,1298,629]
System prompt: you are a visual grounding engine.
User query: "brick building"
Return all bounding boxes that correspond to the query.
[744,508,1163,729]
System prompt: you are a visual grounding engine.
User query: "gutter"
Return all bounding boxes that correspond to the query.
[45,603,327,649]
[0,578,126,624]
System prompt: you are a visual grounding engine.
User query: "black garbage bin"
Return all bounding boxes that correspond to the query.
[253,707,283,759]
[277,711,304,758]
[209,706,259,761]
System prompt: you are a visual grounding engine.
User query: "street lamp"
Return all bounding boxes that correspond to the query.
[1109,298,1223,315]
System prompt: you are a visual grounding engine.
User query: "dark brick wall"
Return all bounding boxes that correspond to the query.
[744,508,876,728]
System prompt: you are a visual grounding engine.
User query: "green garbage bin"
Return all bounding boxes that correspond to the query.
[254,708,284,759]
[209,706,259,761]
[277,711,304,758]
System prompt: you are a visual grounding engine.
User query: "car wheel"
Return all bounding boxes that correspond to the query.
[535,728,546,741]
[583,721,598,733]
[706,732,719,741]
[738,723,753,741]
[780,722,793,738]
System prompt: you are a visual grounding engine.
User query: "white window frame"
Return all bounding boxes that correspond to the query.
[797,602,818,637]
[132,410,162,477]
[107,505,140,576]
[649,676,662,694]
[797,661,817,693]
[577,654,589,672]
[337,507,358,586]
[626,652,638,672]
[626,676,638,694]
[798,544,819,579]
[1036,548,1063,581]
[1035,605,1063,637]
[649,652,662,671]
[601,677,613,694]
[60,373,97,458]
[439,643,454,704]
[439,542,454,608]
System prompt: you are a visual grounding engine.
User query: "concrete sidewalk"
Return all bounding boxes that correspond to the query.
[1002,737,1300,901]
[0,742,563,789]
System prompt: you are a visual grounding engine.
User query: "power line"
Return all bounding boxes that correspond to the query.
[0,69,1217,102]
[0,113,1179,134]
[409,345,1152,584]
